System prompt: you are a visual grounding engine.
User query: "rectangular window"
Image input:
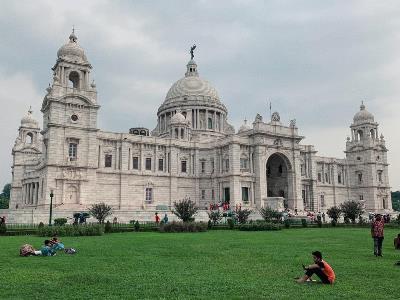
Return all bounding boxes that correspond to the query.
[211,159,215,173]
[69,143,77,160]
[201,189,205,200]
[338,174,342,184]
[158,158,164,171]
[132,156,139,170]
[359,195,364,201]
[201,161,205,173]
[242,187,249,202]
[225,159,229,172]
[325,173,329,183]
[320,195,325,207]
[105,154,112,168]
[378,171,382,183]
[181,160,187,173]
[240,158,248,170]
[318,173,322,182]
[224,187,230,203]
[145,188,153,203]
[211,189,215,200]
[145,158,152,171]
[358,173,363,184]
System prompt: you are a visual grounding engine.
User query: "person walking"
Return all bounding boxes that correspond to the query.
[371,214,385,257]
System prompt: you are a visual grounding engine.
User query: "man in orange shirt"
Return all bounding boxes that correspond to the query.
[296,251,335,284]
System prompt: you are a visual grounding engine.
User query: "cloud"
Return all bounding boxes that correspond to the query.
[0,0,399,190]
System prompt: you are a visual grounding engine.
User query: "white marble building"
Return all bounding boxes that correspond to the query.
[7,32,392,223]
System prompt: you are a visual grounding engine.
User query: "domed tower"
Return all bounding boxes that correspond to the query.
[10,108,42,209]
[345,102,392,212]
[39,30,100,208]
[155,50,234,139]
[169,109,191,140]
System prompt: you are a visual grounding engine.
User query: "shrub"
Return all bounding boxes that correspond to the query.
[238,223,281,231]
[105,221,112,233]
[327,206,342,225]
[129,220,136,225]
[134,220,140,232]
[88,203,113,224]
[317,220,322,228]
[284,219,291,228]
[227,218,235,229]
[340,200,364,224]
[172,198,198,222]
[358,215,366,225]
[259,207,281,223]
[344,217,350,224]
[37,224,104,237]
[208,210,223,225]
[236,209,252,224]
[0,222,6,235]
[54,218,68,226]
[159,221,207,233]
[301,219,308,227]
[207,220,212,229]
[38,222,44,228]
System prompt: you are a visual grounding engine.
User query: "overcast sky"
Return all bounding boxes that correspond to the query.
[0,0,399,190]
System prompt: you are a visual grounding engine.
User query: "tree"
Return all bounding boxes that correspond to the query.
[259,207,281,223]
[0,183,11,209]
[340,201,364,224]
[172,198,198,222]
[208,210,223,225]
[236,208,252,224]
[391,191,400,211]
[1,183,11,199]
[88,203,113,224]
[327,206,342,226]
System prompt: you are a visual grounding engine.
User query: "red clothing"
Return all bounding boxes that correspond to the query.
[371,220,384,237]
[155,215,160,223]
[321,260,335,283]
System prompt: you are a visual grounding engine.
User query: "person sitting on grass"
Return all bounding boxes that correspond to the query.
[296,251,335,284]
[40,240,56,256]
[50,236,65,251]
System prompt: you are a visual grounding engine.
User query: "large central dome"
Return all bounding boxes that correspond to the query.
[165,60,220,103]
[164,60,220,104]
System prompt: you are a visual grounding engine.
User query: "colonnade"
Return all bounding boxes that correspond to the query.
[22,182,39,205]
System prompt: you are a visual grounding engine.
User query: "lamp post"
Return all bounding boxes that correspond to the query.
[49,189,54,226]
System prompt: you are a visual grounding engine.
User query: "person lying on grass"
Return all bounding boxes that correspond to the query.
[296,251,335,284]
[50,236,65,251]
[40,239,57,256]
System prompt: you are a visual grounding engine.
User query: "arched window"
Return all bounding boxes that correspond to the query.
[175,128,179,138]
[68,71,80,89]
[370,129,375,139]
[181,128,185,139]
[357,130,363,141]
[26,132,33,144]
[208,117,213,129]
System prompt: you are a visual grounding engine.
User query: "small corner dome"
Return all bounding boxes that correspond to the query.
[170,111,187,125]
[353,102,374,123]
[21,108,39,128]
[238,119,251,133]
[57,30,88,62]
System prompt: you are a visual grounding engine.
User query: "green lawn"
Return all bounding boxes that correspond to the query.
[1,228,399,299]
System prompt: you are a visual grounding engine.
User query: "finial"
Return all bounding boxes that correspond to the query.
[190,44,196,60]
[244,118,247,125]
[69,26,77,43]
[91,80,96,88]
[46,83,52,93]
[28,106,32,114]
[360,100,365,110]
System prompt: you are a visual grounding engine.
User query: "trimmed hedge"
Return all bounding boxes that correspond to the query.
[38,224,104,237]
[159,221,208,233]
[238,223,282,231]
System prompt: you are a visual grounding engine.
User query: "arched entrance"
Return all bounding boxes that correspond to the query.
[65,185,79,204]
[266,153,291,209]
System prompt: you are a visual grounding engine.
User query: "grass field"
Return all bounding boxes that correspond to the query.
[1,228,399,299]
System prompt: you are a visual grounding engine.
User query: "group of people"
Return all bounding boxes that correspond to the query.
[19,236,74,257]
[297,213,400,285]
[0,215,6,225]
[154,212,168,224]
[209,202,231,211]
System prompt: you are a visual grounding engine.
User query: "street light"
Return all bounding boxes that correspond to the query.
[49,189,54,226]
